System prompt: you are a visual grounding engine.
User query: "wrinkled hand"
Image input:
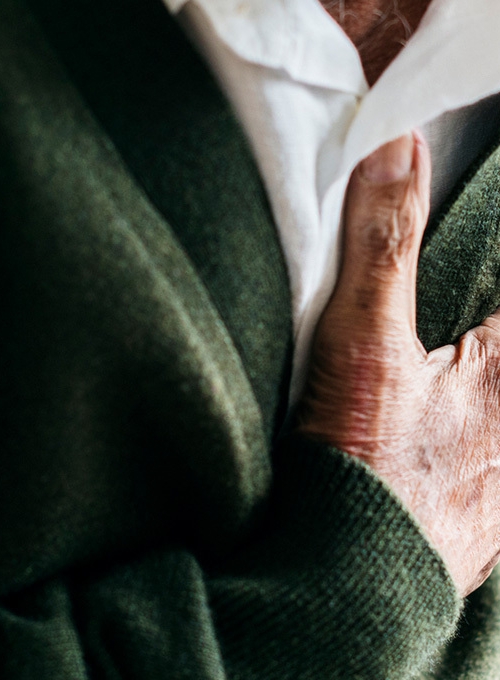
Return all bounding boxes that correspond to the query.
[297,132,500,597]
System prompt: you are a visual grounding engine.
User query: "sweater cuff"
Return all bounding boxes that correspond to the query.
[269,433,462,675]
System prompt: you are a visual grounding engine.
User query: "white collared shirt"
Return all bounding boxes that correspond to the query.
[163,0,500,404]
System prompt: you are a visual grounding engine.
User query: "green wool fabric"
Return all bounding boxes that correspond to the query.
[1,0,500,677]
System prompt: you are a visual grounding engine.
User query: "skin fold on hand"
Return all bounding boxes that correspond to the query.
[296,132,500,597]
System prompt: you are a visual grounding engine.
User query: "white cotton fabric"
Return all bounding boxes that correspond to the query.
[163,0,500,405]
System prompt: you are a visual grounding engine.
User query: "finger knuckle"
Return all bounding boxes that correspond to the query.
[482,315,500,335]
[361,207,415,265]
[460,327,500,365]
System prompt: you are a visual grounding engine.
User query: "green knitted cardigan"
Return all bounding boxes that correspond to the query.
[2,0,500,677]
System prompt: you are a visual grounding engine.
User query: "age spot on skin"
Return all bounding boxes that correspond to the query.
[417,445,432,473]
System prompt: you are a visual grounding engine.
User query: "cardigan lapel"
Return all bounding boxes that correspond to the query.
[417,131,500,352]
[26,0,294,443]
[0,0,285,591]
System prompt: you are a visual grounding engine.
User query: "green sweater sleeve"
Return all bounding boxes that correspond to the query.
[0,437,461,680]
[208,437,461,679]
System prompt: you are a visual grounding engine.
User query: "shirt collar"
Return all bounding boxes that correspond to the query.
[162,0,368,95]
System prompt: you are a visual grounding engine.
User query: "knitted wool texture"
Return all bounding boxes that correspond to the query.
[2,0,500,677]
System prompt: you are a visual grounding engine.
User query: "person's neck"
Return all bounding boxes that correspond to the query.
[320,0,433,85]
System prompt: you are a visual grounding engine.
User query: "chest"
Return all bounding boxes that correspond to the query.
[321,0,434,84]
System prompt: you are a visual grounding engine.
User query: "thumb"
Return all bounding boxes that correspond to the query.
[332,131,431,343]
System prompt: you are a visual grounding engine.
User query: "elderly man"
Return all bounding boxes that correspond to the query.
[2,0,500,677]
